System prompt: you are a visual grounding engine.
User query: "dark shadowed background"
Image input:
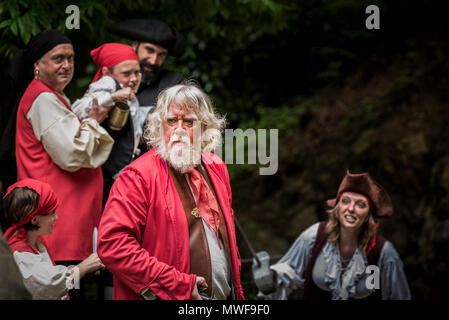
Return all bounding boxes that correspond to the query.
[0,0,448,299]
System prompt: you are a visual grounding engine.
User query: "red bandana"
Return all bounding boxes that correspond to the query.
[3,179,59,247]
[90,43,138,82]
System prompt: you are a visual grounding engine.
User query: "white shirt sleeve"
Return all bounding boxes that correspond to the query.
[72,76,146,156]
[71,76,116,120]
[13,249,74,300]
[260,223,320,300]
[379,241,412,300]
[129,97,144,153]
[27,92,114,172]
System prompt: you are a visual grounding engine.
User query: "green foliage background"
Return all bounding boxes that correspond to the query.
[1,0,448,299]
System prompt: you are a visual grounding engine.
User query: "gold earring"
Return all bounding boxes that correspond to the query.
[34,68,39,79]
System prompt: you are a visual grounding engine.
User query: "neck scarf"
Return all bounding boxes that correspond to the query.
[90,43,139,82]
[188,169,221,247]
[365,222,379,256]
[3,179,59,247]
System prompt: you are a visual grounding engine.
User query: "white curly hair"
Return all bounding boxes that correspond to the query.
[143,82,226,153]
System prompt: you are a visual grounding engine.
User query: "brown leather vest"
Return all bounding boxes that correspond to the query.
[168,164,232,298]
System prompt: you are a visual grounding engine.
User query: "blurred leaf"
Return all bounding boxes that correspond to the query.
[10,20,18,36]
[0,19,12,29]
[6,1,20,19]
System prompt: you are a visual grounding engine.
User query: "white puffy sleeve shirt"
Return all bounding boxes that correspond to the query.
[262,222,412,300]
[71,75,147,155]
[13,242,74,300]
[27,91,114,172]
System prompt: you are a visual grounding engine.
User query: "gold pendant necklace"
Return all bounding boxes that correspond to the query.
[191,207,201,219]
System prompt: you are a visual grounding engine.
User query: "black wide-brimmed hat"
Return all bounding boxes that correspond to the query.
[326,170,393,219]
[109,19,185,57]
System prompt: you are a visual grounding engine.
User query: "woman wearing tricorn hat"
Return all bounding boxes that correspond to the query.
[261,171,411,300]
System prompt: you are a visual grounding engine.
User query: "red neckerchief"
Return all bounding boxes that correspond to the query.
[8,235,40,254]
[366,222,379,256]
[188,168,221,248]
[8,236,57,268]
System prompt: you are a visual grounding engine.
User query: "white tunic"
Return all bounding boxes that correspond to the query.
[13,241,75,300]
[27,91,114,171]
[202,219,232,300]
[187,174,232,300]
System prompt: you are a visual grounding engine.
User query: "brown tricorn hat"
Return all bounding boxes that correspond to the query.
[326,170,393,218]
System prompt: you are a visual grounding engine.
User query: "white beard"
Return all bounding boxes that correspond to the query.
[156,132,201,173]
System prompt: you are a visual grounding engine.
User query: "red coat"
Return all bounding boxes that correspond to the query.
[97,149,245,300]
[15,79,103,261]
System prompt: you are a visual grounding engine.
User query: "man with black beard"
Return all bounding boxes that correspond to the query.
[109,19,185,115]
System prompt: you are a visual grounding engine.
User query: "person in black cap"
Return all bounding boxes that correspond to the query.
[109,19,185,121]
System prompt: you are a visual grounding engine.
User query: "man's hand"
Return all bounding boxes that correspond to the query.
[88,98,110,123]
[111,87,135,102]
[191,276,208,300]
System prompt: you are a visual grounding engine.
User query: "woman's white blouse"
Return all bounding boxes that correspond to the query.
[12,241,74,300]
[263,222,411,300]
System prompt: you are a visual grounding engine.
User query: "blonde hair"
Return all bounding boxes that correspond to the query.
[144,82,226,152]
[325,203,376,252]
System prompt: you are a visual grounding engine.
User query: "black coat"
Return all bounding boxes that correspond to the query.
[137,69,184,107]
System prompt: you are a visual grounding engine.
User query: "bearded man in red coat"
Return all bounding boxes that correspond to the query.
[97,83,245,300]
